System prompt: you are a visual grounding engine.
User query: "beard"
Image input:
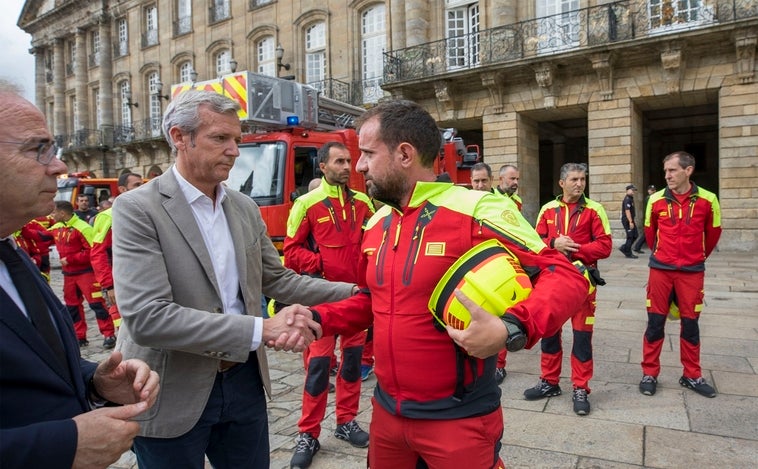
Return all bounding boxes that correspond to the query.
[367,168,409,207]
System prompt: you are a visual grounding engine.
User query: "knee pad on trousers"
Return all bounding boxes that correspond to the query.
[340,346,363,382]
[681,317,700,346]
[572,330,593,363]
[67,305,82,322]
[304,356,331,396]
[89,302,110,320]
[645,313,666,343]
[541,333,561,355]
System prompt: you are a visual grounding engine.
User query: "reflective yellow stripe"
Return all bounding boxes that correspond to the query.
[694,303,703,312]
[585,317,595,325]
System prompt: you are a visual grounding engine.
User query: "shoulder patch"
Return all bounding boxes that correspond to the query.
[425,242,446,256]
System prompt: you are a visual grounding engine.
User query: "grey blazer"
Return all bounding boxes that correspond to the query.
[112,168,353,438]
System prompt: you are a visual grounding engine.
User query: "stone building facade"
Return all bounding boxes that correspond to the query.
[18,0,758,250]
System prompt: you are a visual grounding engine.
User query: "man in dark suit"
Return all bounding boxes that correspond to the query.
[0,89,160,468]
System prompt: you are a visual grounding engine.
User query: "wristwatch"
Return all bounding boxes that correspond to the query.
[501,316,527,352]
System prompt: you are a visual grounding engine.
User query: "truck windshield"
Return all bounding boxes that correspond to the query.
[227,141,286,206]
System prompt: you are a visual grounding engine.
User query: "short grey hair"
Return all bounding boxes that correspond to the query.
[162,90,240,154]
[559,162,588,181]
[499,164,518,176]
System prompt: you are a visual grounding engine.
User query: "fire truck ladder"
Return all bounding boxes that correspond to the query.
[317,95,366,130]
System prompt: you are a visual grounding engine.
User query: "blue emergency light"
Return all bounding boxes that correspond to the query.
[287,115,299,126]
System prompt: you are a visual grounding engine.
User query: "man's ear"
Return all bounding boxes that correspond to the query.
[169,127,185,152]
[397,142,415,168]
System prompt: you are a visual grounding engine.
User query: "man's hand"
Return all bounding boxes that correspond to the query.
[71,402,147,469]
[106,288,117,306]
[445,290,508,359]
[553,234,580,255]
[263,304,322,352]
[92,351,160,406]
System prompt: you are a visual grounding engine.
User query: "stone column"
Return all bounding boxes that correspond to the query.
[31,46,47,113]
[75,29,89,131]
[405,0,429,46]
[52,38,66,139]
[98,15,114,129]
[389,0,406,48]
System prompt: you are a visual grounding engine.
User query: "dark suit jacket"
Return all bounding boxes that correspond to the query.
[0,249,97,469]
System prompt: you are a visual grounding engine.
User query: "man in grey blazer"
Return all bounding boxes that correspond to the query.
[112,90,355,468]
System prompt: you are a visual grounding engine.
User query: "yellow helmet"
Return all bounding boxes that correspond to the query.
[428,239,532,330]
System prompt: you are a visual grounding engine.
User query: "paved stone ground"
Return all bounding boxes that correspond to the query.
[57,246,758,468]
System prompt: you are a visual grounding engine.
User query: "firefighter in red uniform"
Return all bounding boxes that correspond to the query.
[285,142,374,468]
[639,151,721,398]
[303,101,590,469]
[49,200,116,348]
[524,163,612,416]
[91,172,143,328]
[17,216,54,280]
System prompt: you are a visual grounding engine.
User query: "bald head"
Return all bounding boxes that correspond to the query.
[0,92,68,236]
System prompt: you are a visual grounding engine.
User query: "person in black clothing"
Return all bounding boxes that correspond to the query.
[74,194,98,224]
[632,185,656,254]
[619,184,638,258]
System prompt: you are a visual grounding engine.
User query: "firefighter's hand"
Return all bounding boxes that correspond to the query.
[263,304,321,352]
[553,235,580,255]
[59,257,68,266]
[106,288,117,306]
[92,351,160,406]
[445,290,509,359]
[71,402,146,469]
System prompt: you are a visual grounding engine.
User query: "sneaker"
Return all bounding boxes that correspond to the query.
[523,379,562,400]
[639,375,657,396]
[572,388,590,416]
[633,249,645,254]
[290,433,320,468]
[330,362,340,376]
[328,382,335,393]
[495,367,507,385]
[334,419,369,448]
[360,364,373,381]
[103,336,116,349]
[679,376,716,398]
[78,338,89,347]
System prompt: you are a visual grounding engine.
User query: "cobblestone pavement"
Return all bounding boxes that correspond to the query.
[54,246,758,468]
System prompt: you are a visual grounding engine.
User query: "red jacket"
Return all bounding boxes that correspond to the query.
[49,215,95,276]
[644,183,721,271]
[90,209,114,288]
[535,194,612,267]
[313,182,589,419]
[283,179,374,283]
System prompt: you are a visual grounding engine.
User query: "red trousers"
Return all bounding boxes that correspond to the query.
[298,330,366,438]
[643,269,705,379]
[63,272,114,340]
[496,349,507,368]
[368,398,504,469]
[539,290,596,392]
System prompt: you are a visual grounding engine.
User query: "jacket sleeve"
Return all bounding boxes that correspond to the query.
[283,199,322,275]
[704,197,722,258]
[0,419,78,469]
[534,207,554,247]
[91,229,113,288]
[644,198,658,251]
[472,197,590,349]
[574,207,612,265]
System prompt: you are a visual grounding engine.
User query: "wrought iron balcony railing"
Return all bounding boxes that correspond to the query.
[209,3,231,24]
[309,78,351,104]
[88,53,100,68]
[114,42,128,58]
[174,16,192,37]
[384,0,757,84]
[142,29,159,48]
[249,0,274,10]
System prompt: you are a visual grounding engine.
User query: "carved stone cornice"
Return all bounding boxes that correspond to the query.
[533,62,557,109]
[480,71,506,114]
[660,41,684,94]
[735,29,757,85]
[433,80,456,113]
[590,52,614,101]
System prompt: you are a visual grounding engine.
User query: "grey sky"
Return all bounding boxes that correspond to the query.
[1,0,35,102]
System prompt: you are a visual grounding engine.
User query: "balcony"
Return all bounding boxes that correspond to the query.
[142,29,159,48]
[383,0,757,85]
[249,0,274,10]
[174,16,192,37]
[114,42,128,58]
[66,63,74,76]
[88,52,100,68]
[309,78,351,104]
[209,3,231,24]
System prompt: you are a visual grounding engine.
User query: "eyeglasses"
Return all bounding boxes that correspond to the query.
[0,139,59,165]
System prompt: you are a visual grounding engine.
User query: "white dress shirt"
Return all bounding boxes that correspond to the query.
[172,166,263,350]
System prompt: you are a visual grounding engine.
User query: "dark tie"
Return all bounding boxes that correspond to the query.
[0,240,69,372]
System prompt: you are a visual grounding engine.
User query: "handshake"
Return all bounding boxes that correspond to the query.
[262,304,322,352]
